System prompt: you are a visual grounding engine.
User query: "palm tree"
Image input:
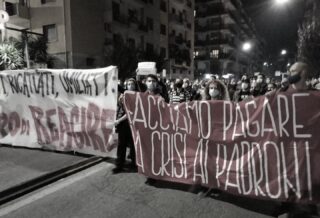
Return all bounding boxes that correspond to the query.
[0,41,24,70]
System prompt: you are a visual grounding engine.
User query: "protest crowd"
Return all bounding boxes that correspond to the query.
[113,62,320,218]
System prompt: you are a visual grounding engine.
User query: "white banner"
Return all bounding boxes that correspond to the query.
[0,66,118,156]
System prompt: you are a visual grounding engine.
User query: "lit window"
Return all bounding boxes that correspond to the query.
[210,50,219,58]
[193,51,199,58]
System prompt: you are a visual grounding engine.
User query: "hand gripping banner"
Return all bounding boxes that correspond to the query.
[123,90,320,203]
[0,67,118,156]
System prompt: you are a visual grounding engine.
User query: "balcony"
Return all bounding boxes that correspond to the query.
[138,22,148,32]
[169,13,184,26]
[5,2,30,26]
[196,23,237,35]
[131,0,147,6]
[196,4,227,17]
[230,0,241,10]
[169,35,189,48]
[113,14,129,26]
[172,0,184,6]
[195,38,236,48]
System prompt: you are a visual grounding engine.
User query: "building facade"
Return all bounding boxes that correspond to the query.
[1,0,195,79]
[194,0,265,79]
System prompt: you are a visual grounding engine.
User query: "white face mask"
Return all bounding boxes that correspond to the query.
[182,84,188,89]
[146,81,156,91]
[257,78,263,84]
[241,83,249,90]
[209,89,220,98]
[200,89,206,97]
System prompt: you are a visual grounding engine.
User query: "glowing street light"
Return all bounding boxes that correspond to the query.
[281,49,287,55]
[242,42,252,52]
[275,0,290,5]
[287,63,291,67]
[263,62,268,66]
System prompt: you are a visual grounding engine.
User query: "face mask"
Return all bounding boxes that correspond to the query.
[146,82,156,91]
[209,89,220,98]
[200,89,206,97]
[288,74,301,84]
[256,78,263,84]
[241,83,249,90]
[182,84,188,89]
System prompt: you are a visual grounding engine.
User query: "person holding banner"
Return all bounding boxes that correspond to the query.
[113,82,137,174]
[279,62,319,218]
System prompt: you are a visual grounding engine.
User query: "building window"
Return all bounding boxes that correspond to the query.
[127,38,135,48]
[146,43,154,54]
[112,1,120,20]
[43,24,57,42]
[41,0,56,4]
[210,50,219,58]
[5,2,16,16]
[160,1,166,12]
[160,47,166,58]
[104,23,111,32]
[160,24,166,35]
[147,17,153,31]
[193,51,199,58]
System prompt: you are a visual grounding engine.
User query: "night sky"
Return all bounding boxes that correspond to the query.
[242,0,305,59]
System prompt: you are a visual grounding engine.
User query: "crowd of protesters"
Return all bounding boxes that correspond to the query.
[113,62,319,217]
[114,62,319,172]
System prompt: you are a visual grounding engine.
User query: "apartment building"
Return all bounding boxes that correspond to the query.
[1,0,195,79]
[194,0,265,79]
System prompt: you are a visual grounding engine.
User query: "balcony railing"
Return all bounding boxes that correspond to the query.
[196,23,237,34]
[172,0,184,5]
[195,38,235,47]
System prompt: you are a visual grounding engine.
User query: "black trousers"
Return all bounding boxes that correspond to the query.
[115,121,135,167]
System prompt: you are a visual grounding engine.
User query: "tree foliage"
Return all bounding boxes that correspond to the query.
[297,13,320,77]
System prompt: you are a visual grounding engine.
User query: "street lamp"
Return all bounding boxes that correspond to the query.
[242,42,252,52]
[263,62,268,66]
[281,49,287,55]
[275,0,290,5]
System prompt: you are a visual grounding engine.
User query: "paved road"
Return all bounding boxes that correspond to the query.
[0,146,86,193]
[0,162,279,218]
